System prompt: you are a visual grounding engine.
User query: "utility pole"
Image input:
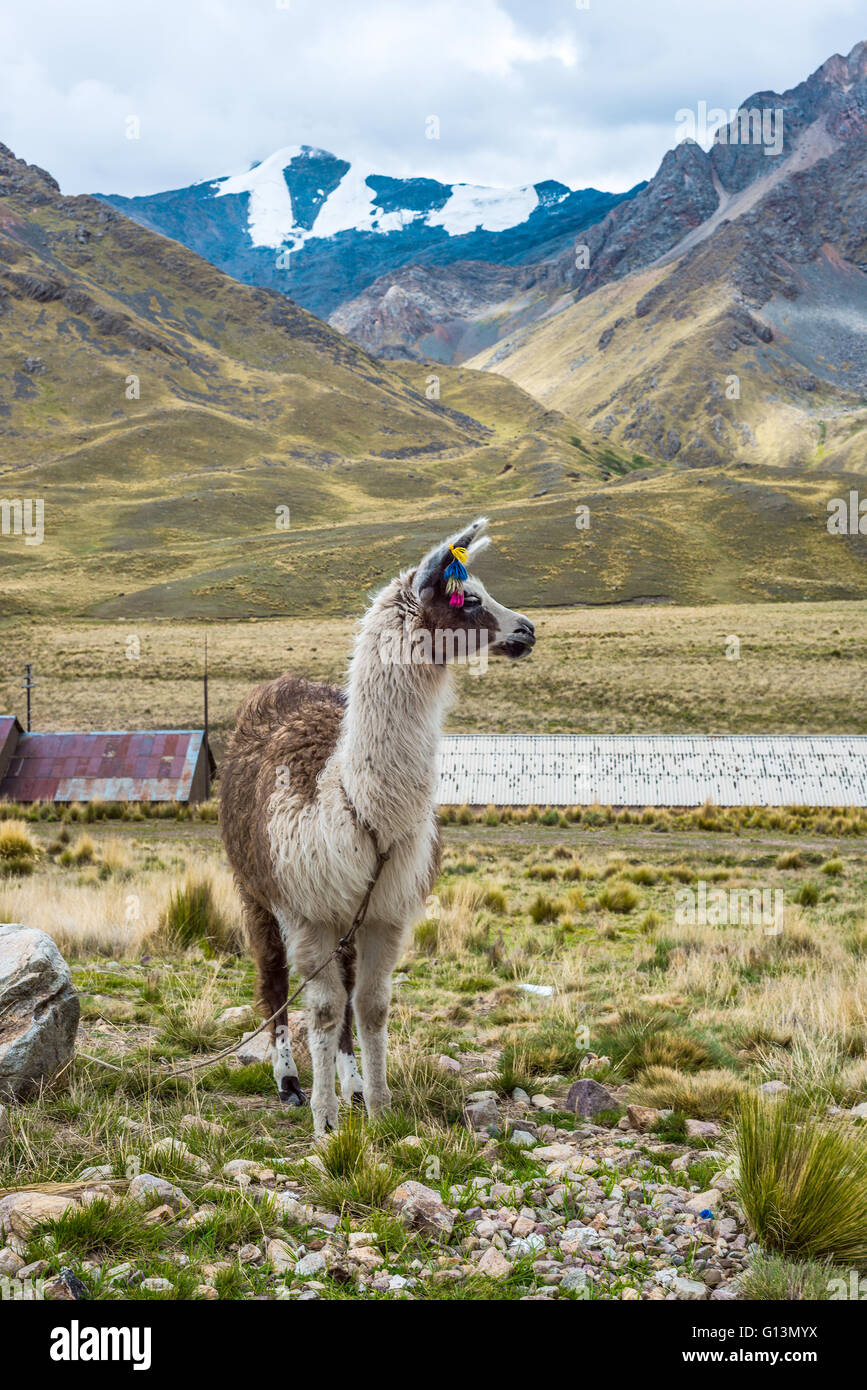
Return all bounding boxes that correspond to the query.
[203,637,210,799]
[22,663,36,732]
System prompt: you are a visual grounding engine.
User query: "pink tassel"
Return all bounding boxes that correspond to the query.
[450,591,464,608]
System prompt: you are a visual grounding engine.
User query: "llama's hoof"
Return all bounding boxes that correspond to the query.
[279,1077,307,1106]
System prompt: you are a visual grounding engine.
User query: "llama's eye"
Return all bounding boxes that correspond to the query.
[462,594,481,609]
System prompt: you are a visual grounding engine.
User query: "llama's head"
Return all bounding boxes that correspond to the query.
[410,516,536,662]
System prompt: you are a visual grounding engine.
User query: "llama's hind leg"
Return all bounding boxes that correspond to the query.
[336,946,364,1109]
[243,892,305,1107]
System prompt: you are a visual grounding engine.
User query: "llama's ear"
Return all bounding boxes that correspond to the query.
[413,517,489,598]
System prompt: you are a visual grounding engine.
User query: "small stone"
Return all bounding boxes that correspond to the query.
[673,1275,707,1300]
[626,1104,659,1132]
[222,1159,275,1183]
[238,1243,263,1265]
[217,1006,254,1026]
[565,1079,619,1118]
[685,1118,721,1138]
[465,1098,499,1131]
[264,1238,295,1273]
[196,1284,219,1300]
[436,1055,461,1074]
[509,1128,537,1149]
[850,1102,867,1119]
[685,1189,721,1213]
[531,1094,557,1110]
[78,1164,114,1182]
[127,1173,192,1213]
[512,1087,531,1102]
[0,1246,25,1275]
[235,1030,272,1065]
[140,1277,173,1292]
[389,1180,455,1238]
[466,1090,498,1102]
[294,1251,327,1278]
[758,1081,789,1098]
[560,1268,587,1292]
[142,1204,176,1226]
[476,1246,511,1278]
[43,1269,88,1301]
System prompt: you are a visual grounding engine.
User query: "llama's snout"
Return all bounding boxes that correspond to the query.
[493,613,536,659]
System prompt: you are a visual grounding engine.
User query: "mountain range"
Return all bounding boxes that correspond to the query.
[2,44,867,623]
[98,41,867,471]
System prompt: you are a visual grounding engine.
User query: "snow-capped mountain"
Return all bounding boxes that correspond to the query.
[98,147,639,319]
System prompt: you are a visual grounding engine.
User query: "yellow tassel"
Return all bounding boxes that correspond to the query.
[449,545,469,563]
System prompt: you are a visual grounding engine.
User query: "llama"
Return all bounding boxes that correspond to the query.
[220,517,535,1135]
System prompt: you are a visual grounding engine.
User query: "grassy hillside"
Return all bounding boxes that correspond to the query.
[0,145,631,620]
[469,234,867,471]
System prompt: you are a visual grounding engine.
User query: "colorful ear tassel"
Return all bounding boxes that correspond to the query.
[444,543,469,607]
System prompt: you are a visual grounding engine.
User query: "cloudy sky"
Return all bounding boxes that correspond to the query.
[1,0,863,197]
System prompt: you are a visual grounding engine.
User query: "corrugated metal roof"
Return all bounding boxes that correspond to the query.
[436,735,867,807]
[0,729,207,803]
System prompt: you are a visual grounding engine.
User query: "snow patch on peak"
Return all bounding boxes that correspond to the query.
[213,147,305,249]
[310,164,421,239]
[427,183,539,234]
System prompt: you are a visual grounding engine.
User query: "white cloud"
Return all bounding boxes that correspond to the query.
[0,0,862,197]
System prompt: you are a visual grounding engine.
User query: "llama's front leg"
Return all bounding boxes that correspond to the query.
[304,956,346,1136]
[354,927,402,1118]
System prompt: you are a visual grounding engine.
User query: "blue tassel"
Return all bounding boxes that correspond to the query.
[444,557,468,582]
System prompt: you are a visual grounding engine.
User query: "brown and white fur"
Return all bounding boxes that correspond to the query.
[220,518,535,1135]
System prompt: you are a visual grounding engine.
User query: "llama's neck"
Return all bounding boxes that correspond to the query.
[335,589,450,843]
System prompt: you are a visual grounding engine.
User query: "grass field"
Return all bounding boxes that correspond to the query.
[3,600,866,761]
[2,815,867,1302]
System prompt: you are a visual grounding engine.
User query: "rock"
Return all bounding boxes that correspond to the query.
[265,1238,295,1273]
[151,1137,209,1176]
[127,1173,192,1212]
[685,1189,721,1213]
[626,1104,659,1131]
[275,1192,314,1224]
[0,1246,25,1275]
[389,1180,455,1238]
[565,1079,619,1118]
[238,1243,263,1265]
[685,1118,721,1138]
[235,1030,272,1066]
[0,1104,10,1143]
[217,1006,254,1026]
[142,1204,176,1226]
[673,1275,708,1300]
[0,1191,78,1238]
[465,1098,499,1131]
[196,1284,219,1300]
[436,1055,462,1074]
[509,1128,537,1149]
[222,1159,275,1183]
[0,925,80,1099]
[43,1269,88,1301]
[78,1164,113,1182]
[140,1277,173,1292]
[530,1094,557,1110]
[294,1251,326,1278]
[466,1090,498,1102]
[758,1081,789,1098]
[850,1102,867,1119]
[560,1268,587,1292]
[180,1113,223,1137]
[512,1088,531,1103]
[476,1246,511,1278]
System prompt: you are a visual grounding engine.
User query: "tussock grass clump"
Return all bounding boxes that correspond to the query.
[776,850,803,870]
[594,1010,720,1079]
[736,1094,867,1267]
[0,819,40,877]
[160,876,240,954]
[739,1251,834,1301]
[59,833,97,867]
[821,857,844,877]
[597,881,639,914]
[632,1065,746,1118]
[795,881,820,907]
[528,893,562,924]
[304,1113,396,1217]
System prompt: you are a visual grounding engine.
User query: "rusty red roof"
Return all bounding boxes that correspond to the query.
[0,728,209,803]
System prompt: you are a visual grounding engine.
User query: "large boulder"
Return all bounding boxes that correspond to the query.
[564,1078,619,1118]
[0,925,80,1100]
